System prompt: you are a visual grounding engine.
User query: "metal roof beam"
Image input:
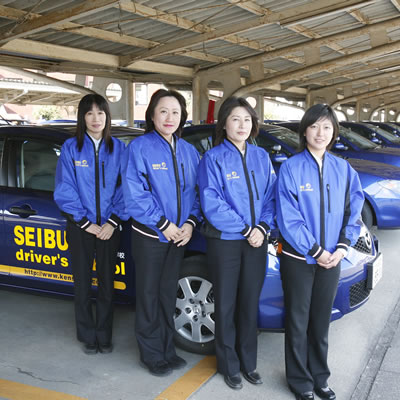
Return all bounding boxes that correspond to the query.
[204,15,400,74]
[1,39,193,78]
[0,0,120,44]
[0,4,226,64]
[332,84,400,107]
[121,0,371,65]
[232,40,400,96]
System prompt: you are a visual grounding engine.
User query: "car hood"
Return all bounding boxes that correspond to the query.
[347,158,400,180]
[367,147,400,155]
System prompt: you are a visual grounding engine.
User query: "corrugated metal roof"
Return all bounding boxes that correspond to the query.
[0,0,399,109]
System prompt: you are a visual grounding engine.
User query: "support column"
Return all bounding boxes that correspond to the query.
[91,77,131,121]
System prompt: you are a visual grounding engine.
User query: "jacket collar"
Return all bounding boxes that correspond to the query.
[224,138,247,157]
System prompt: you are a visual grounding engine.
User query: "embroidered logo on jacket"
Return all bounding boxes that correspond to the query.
[75,160,89,167]
[300,182,313,192]
[227,171,240,180]
[152,162,168,170]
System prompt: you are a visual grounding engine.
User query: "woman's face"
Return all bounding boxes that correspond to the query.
[84,103,106,139]
[224,106,252,150]
[152,96,182,142]
[305,117,334,156]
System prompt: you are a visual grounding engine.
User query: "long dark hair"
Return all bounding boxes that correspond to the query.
[145,89,188,137]
[76,94,113,152]
[214,96,259,146]
[298,104,339,151]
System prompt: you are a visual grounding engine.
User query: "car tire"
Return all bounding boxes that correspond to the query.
[174,255,215,355]
[361,201,374,229]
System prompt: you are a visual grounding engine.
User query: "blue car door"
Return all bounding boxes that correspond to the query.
[2,134,73,294]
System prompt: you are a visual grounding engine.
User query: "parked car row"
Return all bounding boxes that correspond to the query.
[0,124,382,354]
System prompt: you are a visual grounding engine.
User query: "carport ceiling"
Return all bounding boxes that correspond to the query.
[1,0,400,107]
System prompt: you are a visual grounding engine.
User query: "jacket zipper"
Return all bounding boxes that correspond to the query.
[251,170,260,200]
[319,162,325,249]
[94,145,101,225]
[171,145,182,226]
[241,150,256,228]
[326,183,331,213]
[102,161,105,188]
[181,163,186,192]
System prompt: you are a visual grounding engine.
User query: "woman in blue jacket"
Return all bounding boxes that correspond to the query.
[123,89,201,377]
[198,97,276,390]
[54,94,126,355]
[276,104,364,400]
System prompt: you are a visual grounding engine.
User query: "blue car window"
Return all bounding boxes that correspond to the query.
[254,134,292,156]
[183,130,213,154]
[15,139,61,191]
[260,125,300,149]
[339,127,377,150]
[364,123,400,143]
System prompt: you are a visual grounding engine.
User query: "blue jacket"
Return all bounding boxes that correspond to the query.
[198,139,277,240]
[54,134,127,229]
[276,149,364,264]
[122,131,201,243]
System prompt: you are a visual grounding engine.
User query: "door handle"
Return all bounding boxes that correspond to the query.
[9,205,38,217]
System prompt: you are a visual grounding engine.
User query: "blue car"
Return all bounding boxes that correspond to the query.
[369,122,400,137]
[256,124,400,229]
[277,121,400,169]
[341,121,400,148]
[0,125,381,355]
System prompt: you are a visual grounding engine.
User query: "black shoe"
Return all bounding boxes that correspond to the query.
[242,370,262,384]
[141,360,172,377]
[98,343,113,354]
[167,355,187,370]
[294,392,314,400]
[314,387,336,400]
[224,373,243,390]
[82,343,98,355]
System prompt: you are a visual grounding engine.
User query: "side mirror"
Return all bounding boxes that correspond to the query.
[333,142,346,150]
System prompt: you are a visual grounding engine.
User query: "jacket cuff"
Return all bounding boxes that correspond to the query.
[255,222,270,237]
[77,217,91,230]
[106,213,121,229]
[338,235,351,247]
[157,216,170,232]
[185,215,199,228]
[336,242,349,252]
[241,224,251,238]
[308,243,324,259]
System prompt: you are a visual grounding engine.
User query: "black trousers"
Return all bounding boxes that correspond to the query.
[207,238,267,376]
[280,254,341,394]
[66,221,120,345]
[131,230,185,365]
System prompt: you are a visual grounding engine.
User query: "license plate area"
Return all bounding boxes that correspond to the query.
[367,252,383,289]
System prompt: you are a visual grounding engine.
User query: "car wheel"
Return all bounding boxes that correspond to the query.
[174,255,215,355]
[361,201,374,229]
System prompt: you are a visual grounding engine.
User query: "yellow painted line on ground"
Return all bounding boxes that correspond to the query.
[0,379,87,400]
[155,356,217,400]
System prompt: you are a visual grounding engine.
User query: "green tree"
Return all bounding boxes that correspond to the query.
[34,105,62,121]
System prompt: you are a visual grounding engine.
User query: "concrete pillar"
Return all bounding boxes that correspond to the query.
[91,77,131,121]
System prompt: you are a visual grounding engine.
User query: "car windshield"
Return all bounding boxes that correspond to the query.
[339,127,377,150]
[364,123,400,143]
[182,128,214,154]
[260,125,300,149]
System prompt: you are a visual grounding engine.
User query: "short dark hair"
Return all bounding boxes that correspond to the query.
[145,89,188,137]
[76,94,113,152]
[298,103,339,151]
[214,96,259,146]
